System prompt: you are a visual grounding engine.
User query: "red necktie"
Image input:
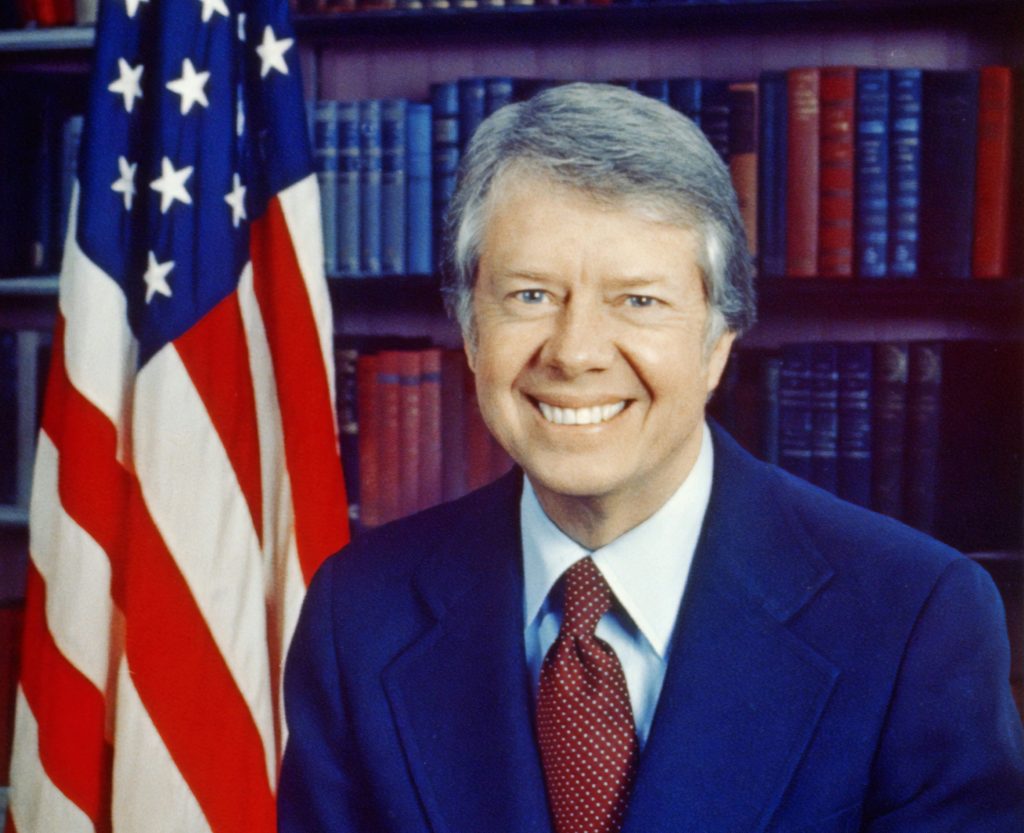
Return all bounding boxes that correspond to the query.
[536,557,639,833]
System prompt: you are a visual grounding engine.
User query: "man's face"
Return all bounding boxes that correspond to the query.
[468,176,734,524]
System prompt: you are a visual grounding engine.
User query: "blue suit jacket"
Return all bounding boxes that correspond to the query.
[279,425,1024,832]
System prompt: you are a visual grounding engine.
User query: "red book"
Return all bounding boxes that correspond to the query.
[441,349,468,502]
[972,66,1014,279]
[728,81,759,256]
[32,0,73,25]
[818,66,856,278]
[376,351,403,525]
[356,354,381,529]
[786,67,821,278]
[418,348,444,512]
[396,351,421,519]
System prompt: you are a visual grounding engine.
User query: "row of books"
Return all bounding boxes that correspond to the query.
[0,75,85,280]
[0,0,95,29]
[711,339,1023,553]
[335,340,513,530]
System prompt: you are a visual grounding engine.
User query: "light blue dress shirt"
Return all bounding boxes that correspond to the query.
[521,423,714,749]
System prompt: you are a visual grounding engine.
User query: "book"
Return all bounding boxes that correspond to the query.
[728,81,758,256]
[668,77,702,126]
[904,341,943,534]
[485,77,515,115]
[785,67,821,278]
[0,331,16,506]
[381,98,408,276]
[418,348,444,512]
[758,70,787,278]
[888,69,923,278]
[359,99,383,277]
[920,70,979,280]
[458,77,486,154]
[397,350,421,519]
[700,78,731,163]
[871,341,909,520]
[778,343,814,482]
[337,101,362,277]
[972,66,1014,279]
[376,350,403,524]
[406,102,433,276]
[441,349,468,502]
[1012,69,1024,278]
[809,342,839,494]
[431,82,460,274]
[637,78,670,105]
[760,355,782,465]
[356,353,381,529]
[818,67,855,278]
[313,100,340,276]
[854,69,890,278]
[836,342,872,509]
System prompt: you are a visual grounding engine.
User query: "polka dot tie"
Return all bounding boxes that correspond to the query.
[536,557,639,833]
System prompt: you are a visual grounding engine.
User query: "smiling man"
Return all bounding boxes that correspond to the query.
[278,84,1024,833]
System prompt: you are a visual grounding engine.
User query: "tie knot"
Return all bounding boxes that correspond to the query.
[560,557,612,637]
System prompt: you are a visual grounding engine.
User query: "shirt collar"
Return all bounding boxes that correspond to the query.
[521,422,715,658]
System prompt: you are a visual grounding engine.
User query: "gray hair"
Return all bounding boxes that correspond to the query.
[441,81,756,351]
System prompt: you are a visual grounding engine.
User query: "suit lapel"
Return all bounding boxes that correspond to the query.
[623,427,840,833]
[382,472,552,833]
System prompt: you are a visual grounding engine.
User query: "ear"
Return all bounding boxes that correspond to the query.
[704,329,736,396]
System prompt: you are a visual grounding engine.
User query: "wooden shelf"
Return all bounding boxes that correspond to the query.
[0,25,93,53]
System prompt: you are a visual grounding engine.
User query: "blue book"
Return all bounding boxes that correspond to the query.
[484,77,515,115]
[337,102,361,277]
[359,99,383,277]
[920,70,979,280]
[636,78,670,104]
[668,77,701,125]
[758,70,787,278]
[406,102,433,276]
[809,343,839,495]
[855,69,890,278]
[760,355,782,465]
[0,330,15,505]
[381,99,408,276]
[458,77,486,153]
[888,69,922,278]
[313,100,340,276]
[700,79,732,163]
[837,343,873,508]
[779,343,814,483]
[431,82,460,274]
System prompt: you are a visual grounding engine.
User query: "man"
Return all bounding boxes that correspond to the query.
[279,83,1024,832]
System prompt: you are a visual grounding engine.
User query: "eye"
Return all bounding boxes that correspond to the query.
[625,295,659,308]
[514,289,548,304]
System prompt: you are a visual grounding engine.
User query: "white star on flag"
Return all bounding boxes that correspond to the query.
[111,156,138,210]
[108,58,144,113]
[166,58,211,115]
[256,26,293,78]
[237,12,246,40]
[143,251,174,303]
[224,173,247,228]
[125,0,149,18]
[236,96,245,136]
[198,0,229,23]
[150,157,194,213]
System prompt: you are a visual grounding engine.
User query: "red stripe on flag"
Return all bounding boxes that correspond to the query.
[250,197,349,583]
[19,563,112,832]
[44,316,276,833]
[174,291,264,544]
[4,809,16,833]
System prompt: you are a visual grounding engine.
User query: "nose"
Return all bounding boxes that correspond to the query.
[539,295,616,378]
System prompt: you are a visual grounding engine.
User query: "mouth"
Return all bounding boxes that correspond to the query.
[533,398,628,426]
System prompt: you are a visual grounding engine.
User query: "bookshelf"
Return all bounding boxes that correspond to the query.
[0,0,1022,715]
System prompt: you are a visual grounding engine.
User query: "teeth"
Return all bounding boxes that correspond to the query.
[537,400,626,426]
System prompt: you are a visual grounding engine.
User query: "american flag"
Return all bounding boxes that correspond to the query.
[4,0,349,829]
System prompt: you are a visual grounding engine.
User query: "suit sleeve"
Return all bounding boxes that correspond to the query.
[865,556,1024,831]
[278,557,362,833]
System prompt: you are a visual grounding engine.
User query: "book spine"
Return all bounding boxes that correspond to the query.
[888,69,922,279]
[337,101,362,277]
[871,341,909,519]
[0,330,16,506]
[441,349,468,502]
[458,77,486,154]
[758,70,787,278]
[356,354,380,529]
[854,69,890,278]
[1012,69,1024,277]
[728,81,758,256]
[406,102,433,276]
[920,70,980,280]
[836,342,873,509]
[785,67,821,278]
[818,67,855,278]
[700,78,732,163]
[668,77,701,126]
[760,355,782,465]
[904,341,943,534]
[779,343,813,482]
[431,82,460,274]
[397,350,421,519]
[637,78,670,105]
[485,77,515,115]
[313,100,340,277]
[809,342,839,494]
[972,66,1014,279]
[418,348,444,511]
[376,351,402,524]
[359,99,383,277]
[381,98,408,276]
